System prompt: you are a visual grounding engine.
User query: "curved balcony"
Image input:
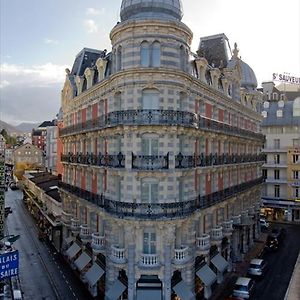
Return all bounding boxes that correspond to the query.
[80,224,92,243]
[211,226,223,243]
[232,214,241,225]
[91,233,105,253]
[173,246,190,264]
[59,109,265,142]
[223,220,233,236]
[59,177,263,220]
[132,153,169,170]
[71,218,80,233]
[61,211,72,226]
[196,234,211,252]
[140,253,160,268]
[175,153,265,168]
[61,152,125,168]
[111,245,126,264]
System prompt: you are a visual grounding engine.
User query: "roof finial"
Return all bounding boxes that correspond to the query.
[233,42,239,58]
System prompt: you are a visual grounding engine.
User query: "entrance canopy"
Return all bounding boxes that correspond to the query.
[173,280,194,300]
[211,254,228,273]
[74,251,91,271]
[84,263,105,286]
[66,243,81,259]
[106,279,127,300]
[196,264,217,286]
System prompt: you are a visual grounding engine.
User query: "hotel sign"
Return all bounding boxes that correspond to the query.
[0,250,19,280]
[272,73,300,85]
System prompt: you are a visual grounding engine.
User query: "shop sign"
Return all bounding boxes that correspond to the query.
[272,73,300,85]
[0,250,19,280]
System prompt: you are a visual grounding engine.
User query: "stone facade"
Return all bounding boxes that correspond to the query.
[59,1,264,299]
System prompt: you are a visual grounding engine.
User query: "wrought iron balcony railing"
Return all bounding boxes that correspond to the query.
[59,177,263,220]
[175,153,266,168]
[59,109,265,142]
[61,152,125,168]
[132,153,169,170]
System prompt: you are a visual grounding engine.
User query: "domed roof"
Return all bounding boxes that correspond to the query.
[120,0,183,22]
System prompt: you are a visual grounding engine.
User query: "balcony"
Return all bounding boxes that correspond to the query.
[196,234,210,252]
[223,220,233,236]
[59,177,263,220]
[59,109,265,142]
[248,206,255,216]
[80,224,92,243]
[132,153,169,170]
[140,253,160,267]
[232,215,241,225]
[61,152,125,168]
[91,233,105,253]
[241,211,250,225]
[71,218,80,233]
[211,226,223,242]
[175,153,265,169]
[111,245,126,264]
[61,211,72,226]
[173,246,190,264]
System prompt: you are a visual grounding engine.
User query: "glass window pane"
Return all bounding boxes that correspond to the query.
[150,183,158,203]
[151,139,159,155]
[141,182,150,202]
[152,42,161,67]
[141,42,150,67]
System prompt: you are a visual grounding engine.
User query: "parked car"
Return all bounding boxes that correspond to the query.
[260,219,269,229]
[271,227,285,244]
[265,235,279,252]
[247,259,268,277]
[232,277,255,299]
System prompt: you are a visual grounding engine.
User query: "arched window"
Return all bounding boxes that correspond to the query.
[116,46,122,71]
[180,45,185,71]
[142,89,159,109]
[141,41,150,67]
[141,178,158,203]
[152,41,161,67]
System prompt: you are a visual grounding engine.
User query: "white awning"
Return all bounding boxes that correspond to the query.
[211,254,228,273]
[64,236,74,245]
[85,263,105,286]
[74,251,91,271]
[173,280,194,300]
[136,289,162,300]
[106,279,127,300]
[196,264,217,286]
[66,243,81,259]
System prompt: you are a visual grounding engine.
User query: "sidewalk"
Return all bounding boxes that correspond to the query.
[211,233,267,300]
[284,251,300,300]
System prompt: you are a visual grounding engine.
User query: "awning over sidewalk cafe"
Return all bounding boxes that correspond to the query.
[106,279,127,300]
[211,254,228,273]
[173,280,194,300]
[136,289,162,300]
[196,264,217,286]
[74,251,91,271]
[66,242,81,259]
[84,263,105,286]
[64,236,74,245]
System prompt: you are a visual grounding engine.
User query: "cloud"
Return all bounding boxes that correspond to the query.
[0,80,10,89]
[84,19,98,33]
[86,8,105,15]
[44,38,59,45]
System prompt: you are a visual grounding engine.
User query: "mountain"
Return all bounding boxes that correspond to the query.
[15,122,40,133]
[0,120,22,134]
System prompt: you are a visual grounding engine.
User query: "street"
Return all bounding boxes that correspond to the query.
[252,223,300,300]
[5,188,94,300]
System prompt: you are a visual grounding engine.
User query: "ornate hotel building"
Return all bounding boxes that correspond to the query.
[59,0,265,299]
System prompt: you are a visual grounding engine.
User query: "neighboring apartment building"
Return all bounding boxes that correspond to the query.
[261,82,300,222]
[58,1,264,299]
[45,121,58,174]
[32,121,55,153]
[13,143,44,166]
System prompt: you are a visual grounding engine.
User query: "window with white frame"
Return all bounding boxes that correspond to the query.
[142,89,159,109]
[274,139,280,149]
[293,155,299,163]
[143,230,156,254]
[274,169,280,180]
[293,170,299,179]
[274,185,280,197]
[141,41,150,67]
[141,178,158,203]
[141,134,159,156]
[274,154,280,164]
[114,92,122,111]
[152,41,161,67]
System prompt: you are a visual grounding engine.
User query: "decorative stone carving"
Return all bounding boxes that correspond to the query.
[96,58,108,82]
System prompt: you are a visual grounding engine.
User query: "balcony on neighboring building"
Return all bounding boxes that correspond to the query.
[211,226,223,243]
[80,224,92,243]
[140,253,160,268]
[132,153,169,170]
[59,109,265,142]
[196,234,211,252]
[61,211,72,226]
[61,152,125,168]
[111,245,126,264]
[91,233,105,253]
[71,218,80,233]
[173,246,190,265]
[232,214,241,225]
[241,211,251,225]
[175,153,265,168]
[223,220,233,236]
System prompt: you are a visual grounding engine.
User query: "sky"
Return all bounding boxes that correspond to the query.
[0,0,299,125]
